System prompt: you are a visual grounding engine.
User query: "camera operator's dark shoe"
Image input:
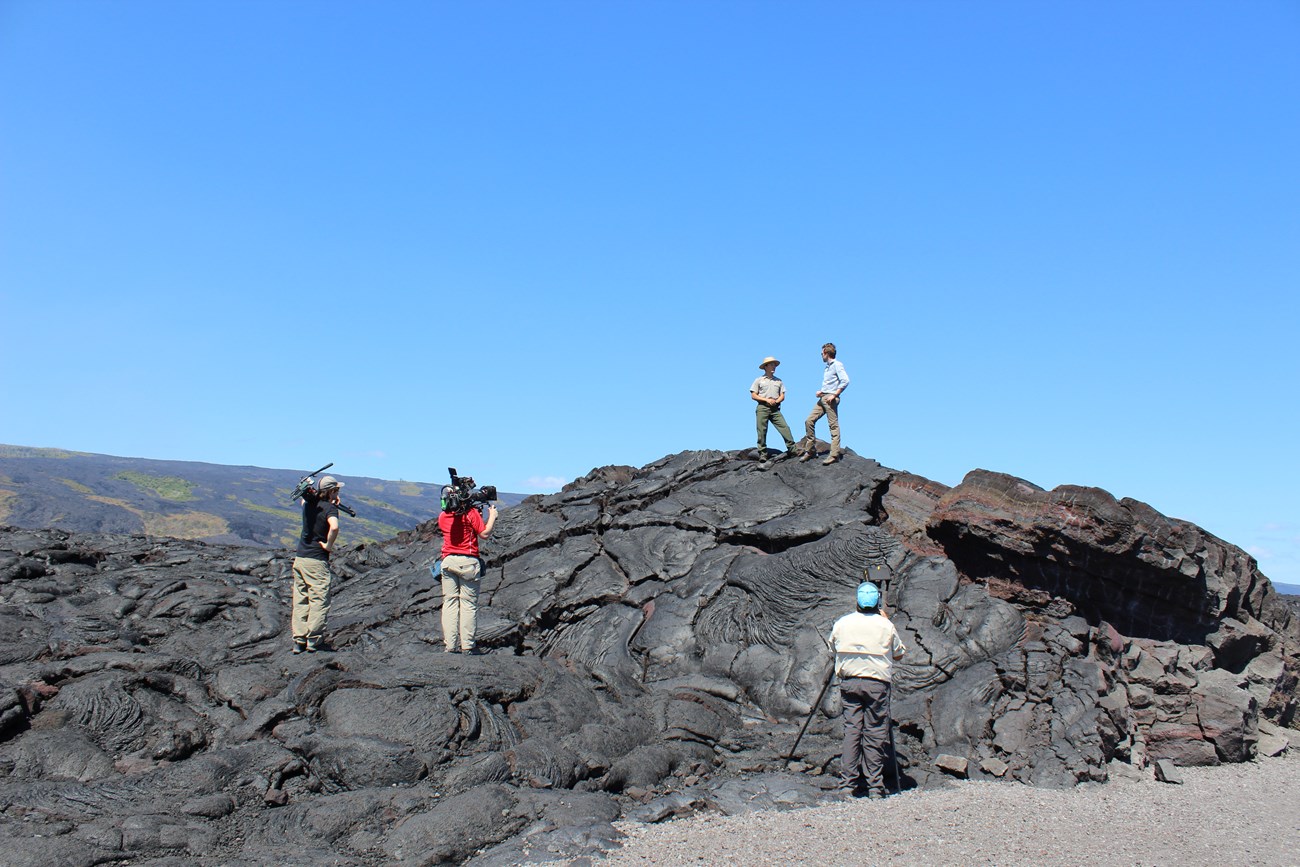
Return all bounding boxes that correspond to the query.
[292,639,307,655]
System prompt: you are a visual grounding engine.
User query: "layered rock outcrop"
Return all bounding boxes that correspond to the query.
[0,449,1294,865]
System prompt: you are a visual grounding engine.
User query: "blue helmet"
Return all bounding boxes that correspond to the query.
[857,581,881,609]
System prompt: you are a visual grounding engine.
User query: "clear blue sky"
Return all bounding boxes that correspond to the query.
[2,2,1297,585]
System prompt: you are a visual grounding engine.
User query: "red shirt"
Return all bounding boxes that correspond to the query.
[438,509,486,557]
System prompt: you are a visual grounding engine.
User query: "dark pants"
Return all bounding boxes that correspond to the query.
[840,676,890,793]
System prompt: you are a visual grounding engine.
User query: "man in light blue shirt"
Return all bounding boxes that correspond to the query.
[799,342,850,464]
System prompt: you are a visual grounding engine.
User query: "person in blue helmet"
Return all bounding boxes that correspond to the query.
[829,580,907,798]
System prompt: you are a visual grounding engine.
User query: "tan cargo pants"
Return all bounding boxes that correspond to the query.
[804,395,841,458]
[291,556,332,646]
[441,554,482,652]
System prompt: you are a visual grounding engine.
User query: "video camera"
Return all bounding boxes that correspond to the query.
[442,467,497,515]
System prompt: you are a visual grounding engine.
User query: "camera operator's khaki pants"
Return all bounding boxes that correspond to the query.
[291,556,332,646]
[441,554,481,652]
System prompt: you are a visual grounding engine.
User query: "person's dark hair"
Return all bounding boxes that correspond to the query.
[822,342,837,358]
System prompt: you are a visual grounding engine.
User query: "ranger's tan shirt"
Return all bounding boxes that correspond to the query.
[750,374,786,401]
[830,612,906,682]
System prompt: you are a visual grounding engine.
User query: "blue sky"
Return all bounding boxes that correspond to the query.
[2,2,1297,585]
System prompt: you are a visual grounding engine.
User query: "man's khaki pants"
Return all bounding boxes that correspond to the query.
[441,554,482,652]
[291,556,332,646]
[804,395,841,457]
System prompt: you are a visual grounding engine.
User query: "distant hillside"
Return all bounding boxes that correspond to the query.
[0,445,524,548]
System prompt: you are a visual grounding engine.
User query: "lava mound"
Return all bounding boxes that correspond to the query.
[1,449,1295,865]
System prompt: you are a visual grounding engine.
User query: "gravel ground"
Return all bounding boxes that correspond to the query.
[588,751,1300,867]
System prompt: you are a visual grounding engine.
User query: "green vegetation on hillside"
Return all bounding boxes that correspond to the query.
[350,516,408,544]
[0,446,463,549]
[238,500,298,547]
[116,471,196,501]
[0,445,85,459]
[240,500,299,521]
[144,511,230,539]
[240,498,407,546]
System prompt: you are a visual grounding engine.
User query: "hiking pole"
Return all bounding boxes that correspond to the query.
[785,664,835,761]
[886,681,900,794]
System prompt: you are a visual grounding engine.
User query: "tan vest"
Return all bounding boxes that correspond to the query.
[830,612,906,682]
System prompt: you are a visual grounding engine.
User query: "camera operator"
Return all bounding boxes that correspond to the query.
[438,491,498,654]
[292,475,344,654]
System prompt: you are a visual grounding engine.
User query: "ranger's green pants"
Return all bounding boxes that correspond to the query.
[756,404,796,452]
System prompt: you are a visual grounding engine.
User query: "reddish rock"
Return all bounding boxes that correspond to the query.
[928,470,1299,646]
[879,472,949,555]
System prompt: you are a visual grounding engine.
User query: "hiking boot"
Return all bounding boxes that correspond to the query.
[799,450,815,462]
[292,640,307,655]
[822,454,841,465]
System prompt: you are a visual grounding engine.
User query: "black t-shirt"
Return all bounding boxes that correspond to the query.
[295,491,339,560]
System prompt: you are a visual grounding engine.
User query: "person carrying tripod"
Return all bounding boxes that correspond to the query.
[292,474,344,654]
[829,580,906,798]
